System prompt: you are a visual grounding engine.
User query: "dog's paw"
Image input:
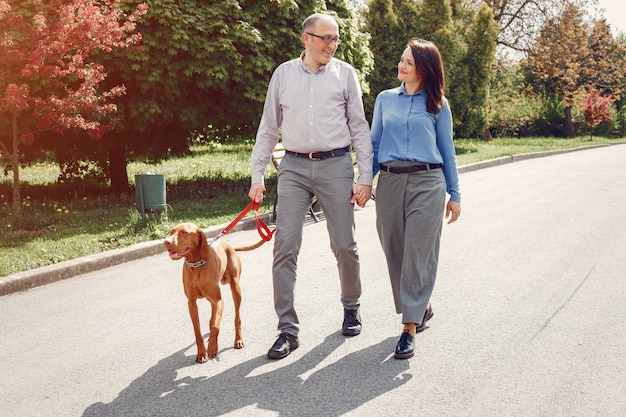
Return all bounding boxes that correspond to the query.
[196,353,208,364]
[234,339,245,349]
[207,342,218,358]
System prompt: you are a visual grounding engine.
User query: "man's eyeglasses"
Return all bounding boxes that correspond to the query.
[306,32,342,45]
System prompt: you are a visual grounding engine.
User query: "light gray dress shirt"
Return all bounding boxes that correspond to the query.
[251,53,373,186]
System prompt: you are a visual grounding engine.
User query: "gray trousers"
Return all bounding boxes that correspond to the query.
[375,162,446,324]
[273,153,361,336]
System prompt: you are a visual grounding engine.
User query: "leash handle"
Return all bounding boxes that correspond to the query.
[254,202,275,241]
[220,200,275,242]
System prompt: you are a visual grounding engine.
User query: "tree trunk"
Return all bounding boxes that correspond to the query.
[11,114,21,225]
[479,127,493,141]
[108,144,129,194]
[564,106,577,137]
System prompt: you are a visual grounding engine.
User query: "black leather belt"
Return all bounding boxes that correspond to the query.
[286,146,350,161]
[380,163,442,173]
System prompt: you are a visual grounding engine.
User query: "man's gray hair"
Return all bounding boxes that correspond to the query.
[302,13,337,34]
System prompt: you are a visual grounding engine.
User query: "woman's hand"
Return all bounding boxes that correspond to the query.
[445,200,461,224]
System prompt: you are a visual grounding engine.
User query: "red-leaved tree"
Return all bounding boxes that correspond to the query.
[0,0,147,224]
[582,85,614,140]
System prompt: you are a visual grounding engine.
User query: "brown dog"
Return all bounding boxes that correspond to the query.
[164,223,264,363]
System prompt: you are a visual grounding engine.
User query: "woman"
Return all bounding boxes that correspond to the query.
[370,38,461,359]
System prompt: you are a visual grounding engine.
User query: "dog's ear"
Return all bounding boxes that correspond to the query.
[196,227,209,250]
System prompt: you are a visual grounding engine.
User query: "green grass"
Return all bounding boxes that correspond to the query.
[0,136,622,277]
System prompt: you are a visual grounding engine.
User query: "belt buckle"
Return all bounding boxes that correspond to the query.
[385,165,392,173]
[308,152,320,161]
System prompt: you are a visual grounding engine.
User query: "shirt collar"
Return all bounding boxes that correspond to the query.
[398,83,424,96]
[300,51,328,73]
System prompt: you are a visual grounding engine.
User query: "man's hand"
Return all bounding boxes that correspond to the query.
[351,184,373,208]
[249,183,266,203]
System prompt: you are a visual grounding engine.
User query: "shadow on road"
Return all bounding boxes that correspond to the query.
[83,333,411,417]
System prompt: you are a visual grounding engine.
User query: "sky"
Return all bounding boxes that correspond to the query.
[593,0,626,35]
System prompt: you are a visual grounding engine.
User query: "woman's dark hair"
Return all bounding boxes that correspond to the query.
[408,38,445,114]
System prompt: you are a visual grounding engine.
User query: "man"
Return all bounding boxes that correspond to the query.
[249,12,373,360]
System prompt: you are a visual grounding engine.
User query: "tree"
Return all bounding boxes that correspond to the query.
[0,0,147,224]
[523,3,589,137]
[485,61,545,137]
[583,19,626,101]
[326,0,374,94]
[582,85,613,139]
[523,3,625,137]
[363,0,421,118]
[92,0,273,192]
[447,1,498,137]
[470,0,596,54]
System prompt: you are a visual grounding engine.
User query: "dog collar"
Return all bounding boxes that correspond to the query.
[187,259,206,268]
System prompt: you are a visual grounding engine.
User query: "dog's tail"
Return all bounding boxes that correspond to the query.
[234,239,268,252]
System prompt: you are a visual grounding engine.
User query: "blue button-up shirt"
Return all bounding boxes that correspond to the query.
[370,84,460,202]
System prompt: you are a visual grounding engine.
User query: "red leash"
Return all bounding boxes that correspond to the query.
[216,201,275,242]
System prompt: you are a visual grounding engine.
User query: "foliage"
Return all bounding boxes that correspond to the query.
[486,61,545,137]
[523,4,626,138]
[90,0,274,188]
[326,0,374,94]
[584,19,626,101]
[523,3,590,137]
[581,85,614,139]
[362,0,415,119]
[0,0,147,224]
[451,2,498,137]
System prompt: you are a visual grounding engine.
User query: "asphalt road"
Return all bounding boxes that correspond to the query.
[1,143,625,417]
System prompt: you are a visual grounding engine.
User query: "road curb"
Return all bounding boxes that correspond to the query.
[2,141,624,296]
[457,143,618,174]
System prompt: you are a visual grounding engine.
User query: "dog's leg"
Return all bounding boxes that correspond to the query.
[207,298,224,358]
[187,299,208,363]
[224,250,245,349]
[230,276,245,349]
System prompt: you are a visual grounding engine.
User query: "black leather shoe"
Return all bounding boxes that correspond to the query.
[342,308,362,336]
[267,332,299,360]
[415,304,433,333]
[394,331,414,359]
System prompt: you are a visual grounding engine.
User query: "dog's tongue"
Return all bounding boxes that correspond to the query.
[168,248,190,260]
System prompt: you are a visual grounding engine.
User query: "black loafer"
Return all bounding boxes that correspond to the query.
[394,331,414,359]
[342,308,362,336]
[415,304,433,333]
[267,332,299,360]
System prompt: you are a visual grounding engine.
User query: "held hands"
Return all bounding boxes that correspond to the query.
[445,200,461,224]
[351,184,373,208]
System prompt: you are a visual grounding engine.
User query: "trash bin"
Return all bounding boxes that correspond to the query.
[135,174,166,219]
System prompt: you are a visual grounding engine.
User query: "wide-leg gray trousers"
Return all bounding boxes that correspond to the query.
[375,162,446,324]
[273,153,361,336]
